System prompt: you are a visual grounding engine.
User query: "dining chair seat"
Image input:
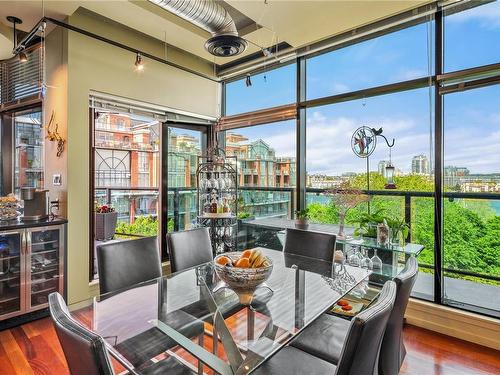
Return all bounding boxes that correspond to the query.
[254,281,396,375]
[283,228,336,262]
[139,356,193,375]
[115,309,205,366]
[290,314,350,364]
[290,257,418,372]
[253,346,337,375]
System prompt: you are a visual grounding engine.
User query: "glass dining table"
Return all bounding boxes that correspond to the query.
[69,248,396,375]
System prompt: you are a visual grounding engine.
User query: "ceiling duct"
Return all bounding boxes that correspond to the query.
[150,0,247,57]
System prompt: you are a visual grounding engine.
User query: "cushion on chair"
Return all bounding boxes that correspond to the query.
[115,309,204,366]
[251,346,337,375]
[290,314,350,364]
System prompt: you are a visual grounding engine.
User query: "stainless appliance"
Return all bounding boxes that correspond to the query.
[21,188,49,220]
[0,225,65,321]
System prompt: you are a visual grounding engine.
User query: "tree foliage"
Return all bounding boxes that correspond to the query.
[308,173,499,285]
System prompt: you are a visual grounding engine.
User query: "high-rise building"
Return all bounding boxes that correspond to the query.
[378,160,390,177]
[412,154,430,175]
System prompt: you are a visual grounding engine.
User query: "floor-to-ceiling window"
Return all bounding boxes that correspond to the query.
[305,88,435,301]
[166,126,203,232]
[222,0,500,316]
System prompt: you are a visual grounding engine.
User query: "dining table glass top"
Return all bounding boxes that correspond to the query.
[69,248,379,374]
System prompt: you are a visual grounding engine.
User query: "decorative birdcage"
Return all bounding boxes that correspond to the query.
[196,147,238,254]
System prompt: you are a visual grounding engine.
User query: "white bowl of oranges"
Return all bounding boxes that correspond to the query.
[214,249,273,304]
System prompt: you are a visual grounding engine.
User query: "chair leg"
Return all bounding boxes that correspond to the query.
[198,333,204,375]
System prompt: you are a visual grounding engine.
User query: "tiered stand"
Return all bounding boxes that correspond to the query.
[196,148,238,254]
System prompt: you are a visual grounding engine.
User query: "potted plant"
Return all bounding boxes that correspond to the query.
[353,209,387,238]
[386,218,410,247]
[295,209,310,229]
[94,203,118,241]
[327,182,370,239]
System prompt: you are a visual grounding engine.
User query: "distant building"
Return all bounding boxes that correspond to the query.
[412,154,430,175]
[225,132,296,218]
[444,165,470,188]
[378,160,390,177]
[306,174,347,189]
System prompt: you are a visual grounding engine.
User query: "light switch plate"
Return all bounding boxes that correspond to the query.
[53,174,62,186]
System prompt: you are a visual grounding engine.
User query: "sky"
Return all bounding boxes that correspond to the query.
[224,1,500,176]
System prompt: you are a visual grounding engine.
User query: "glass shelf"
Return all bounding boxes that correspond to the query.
[339,236,424,256]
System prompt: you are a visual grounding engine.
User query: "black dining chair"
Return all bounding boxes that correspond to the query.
[252,280,397,375]
[290,256,419,371]
[379,256,418,375]
[48,292,192,375]
[97,236,161,295]
[96,236,205,373]
[166,227,213,273]
[283,228,336,262]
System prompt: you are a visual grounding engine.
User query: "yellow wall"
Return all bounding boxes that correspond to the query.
[45,8,219,305]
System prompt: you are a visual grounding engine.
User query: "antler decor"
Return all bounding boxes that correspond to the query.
[45,110,66,157]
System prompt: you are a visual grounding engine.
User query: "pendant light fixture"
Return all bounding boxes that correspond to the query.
[7,16,28,62]
[134,53,144,71]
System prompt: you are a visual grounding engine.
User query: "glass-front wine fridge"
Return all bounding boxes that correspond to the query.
[0,224,65,320]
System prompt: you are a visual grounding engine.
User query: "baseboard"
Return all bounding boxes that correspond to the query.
[405,298,500,351]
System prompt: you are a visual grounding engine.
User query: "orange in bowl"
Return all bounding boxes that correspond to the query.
[241,249,253,259]
[235,257,250,268]
[216,255,232,266]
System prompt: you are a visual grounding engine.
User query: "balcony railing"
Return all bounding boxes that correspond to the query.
[93,186,499,290]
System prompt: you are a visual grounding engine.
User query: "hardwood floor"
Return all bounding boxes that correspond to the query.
[0,318,499,375]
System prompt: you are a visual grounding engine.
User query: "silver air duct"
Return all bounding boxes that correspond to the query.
[150,0,247,57]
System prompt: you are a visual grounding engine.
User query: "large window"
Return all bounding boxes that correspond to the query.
[443,84,500,315]
[305,88,435,300]
[92,110,160,279]
[444,1,500,72]
[166,127,203,232]
[223,0,499,316]
[306,22,433,99]
[225,64,296,116]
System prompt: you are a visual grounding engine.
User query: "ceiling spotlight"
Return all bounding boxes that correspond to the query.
[18,50,28,62]
[134,53,144,71]
[262,48,272,57]
[245,74,252,87]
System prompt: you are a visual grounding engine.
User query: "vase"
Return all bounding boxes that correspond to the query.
[95,212,118,241]
[295,218,309,230]
[337,212,346,239]
[389,228,402,247]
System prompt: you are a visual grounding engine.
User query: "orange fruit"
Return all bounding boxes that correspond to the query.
[241,250,253,259]
[337,299,349,307]
[235,257,250,268]
[216,256,231,266]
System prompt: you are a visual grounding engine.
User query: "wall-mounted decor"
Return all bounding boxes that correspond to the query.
[45,111,66,157]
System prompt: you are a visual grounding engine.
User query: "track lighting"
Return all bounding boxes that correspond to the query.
[245,74,252,87]
[18,50,28,62]
[134,53,144,71]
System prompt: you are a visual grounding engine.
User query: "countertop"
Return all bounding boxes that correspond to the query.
[0,216,67,231]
